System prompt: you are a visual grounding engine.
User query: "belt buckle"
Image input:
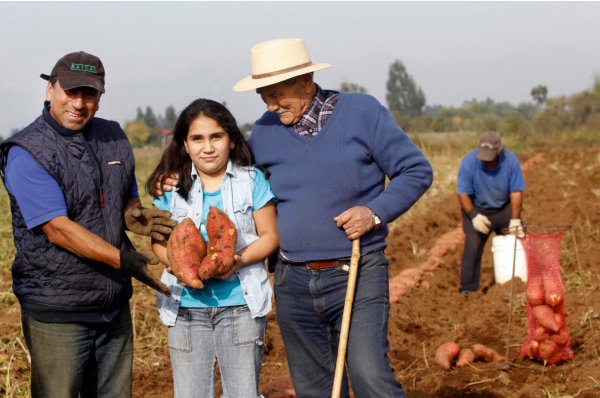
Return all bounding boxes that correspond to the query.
[305,259,350,271]
[306,260,336,270]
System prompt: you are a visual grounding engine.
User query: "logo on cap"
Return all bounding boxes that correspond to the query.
[70,63,98,73]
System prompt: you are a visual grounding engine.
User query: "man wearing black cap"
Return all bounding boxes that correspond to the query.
[0,51,175,397]
[457,131,526,295]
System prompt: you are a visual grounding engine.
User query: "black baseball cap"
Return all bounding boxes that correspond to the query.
[40,51,105,93]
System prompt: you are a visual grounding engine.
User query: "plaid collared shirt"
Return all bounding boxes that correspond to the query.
[292,84,339,138]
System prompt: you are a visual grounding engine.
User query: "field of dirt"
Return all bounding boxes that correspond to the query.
[1,146,599,397]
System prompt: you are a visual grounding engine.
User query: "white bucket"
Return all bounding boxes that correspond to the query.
[491,235,527,284]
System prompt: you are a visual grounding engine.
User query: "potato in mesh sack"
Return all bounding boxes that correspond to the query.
[518,231,573,365]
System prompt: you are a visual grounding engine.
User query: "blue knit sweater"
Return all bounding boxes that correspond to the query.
[249,92,433,261]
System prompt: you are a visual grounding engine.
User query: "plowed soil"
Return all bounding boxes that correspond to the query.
[2,147,599,397]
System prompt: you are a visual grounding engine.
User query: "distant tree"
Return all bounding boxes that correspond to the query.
[386,59,426,117]
[135,107,144,121]
[163,105,177,129]
[124,120,151,148]
[516,102,537,119]
[144,106,158,128]
[531,85,548,105]
[339,81,368,93]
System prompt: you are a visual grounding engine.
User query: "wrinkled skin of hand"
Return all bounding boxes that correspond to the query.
[124,207,177,241]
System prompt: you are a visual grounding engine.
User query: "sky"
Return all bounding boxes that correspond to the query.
[1,1,600,135]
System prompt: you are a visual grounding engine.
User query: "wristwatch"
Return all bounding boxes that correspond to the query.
[372,213,383,230]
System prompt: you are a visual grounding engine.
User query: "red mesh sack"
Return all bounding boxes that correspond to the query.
[518,230,573,365]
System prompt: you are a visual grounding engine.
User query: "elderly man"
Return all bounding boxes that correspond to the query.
[233,38,433,398]
[457,131,526,295]
[0,51,174,397]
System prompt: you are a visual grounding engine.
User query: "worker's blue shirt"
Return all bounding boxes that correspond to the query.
[5,145,139,229]
[457,148,525,209]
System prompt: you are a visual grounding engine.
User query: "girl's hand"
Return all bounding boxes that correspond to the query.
[216,254,243,280]
[154,173,179,196]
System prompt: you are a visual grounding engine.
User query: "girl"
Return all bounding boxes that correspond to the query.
[146,99,278,398]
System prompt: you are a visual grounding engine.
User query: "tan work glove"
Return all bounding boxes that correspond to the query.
[471,213,491,235]
[509,218,525,238]
[124,207,177,241]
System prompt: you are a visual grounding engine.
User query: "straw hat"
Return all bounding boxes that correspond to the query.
[233,38,331,92]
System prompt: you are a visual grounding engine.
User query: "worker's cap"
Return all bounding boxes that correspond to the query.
[40,51,105,93]
[477,131,502,162]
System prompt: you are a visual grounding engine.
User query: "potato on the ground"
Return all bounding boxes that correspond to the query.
[434,341,461,369]
[471,343,504,363]
[456,348,475,367]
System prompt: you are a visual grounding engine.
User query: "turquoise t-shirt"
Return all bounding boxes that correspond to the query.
[153,168,274,308]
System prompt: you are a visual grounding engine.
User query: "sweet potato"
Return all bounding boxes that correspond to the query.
[167,218,206,289]
[525,340,540,358]
[543,272,564,308]
[551,328,570,346]
[526,276,545,306]
[533,326,551,341]
[198,207,237,280]
[471,344,505,363]
[456,348,475,367]
[538,339,558,361]
[547,348,566,365]
[434,342,461,369]
[532,305,560,332]
[554,312,565,329]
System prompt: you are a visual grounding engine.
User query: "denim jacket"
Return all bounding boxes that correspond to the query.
[157,160,273,326]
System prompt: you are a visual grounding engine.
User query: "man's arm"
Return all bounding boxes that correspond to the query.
[41,215,120,269]
[510,191,523,219]
[457,193,476,216]
[42,216,170,295]
[366,104,433,223]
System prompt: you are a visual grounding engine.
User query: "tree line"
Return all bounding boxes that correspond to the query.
[121,61,600,147]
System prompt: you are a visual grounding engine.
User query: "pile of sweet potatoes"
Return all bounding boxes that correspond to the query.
[434,341,504,369]
[167,207,237,288]
[519,273,573,365]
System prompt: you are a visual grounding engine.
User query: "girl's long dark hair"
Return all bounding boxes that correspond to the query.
[145,99,254,200]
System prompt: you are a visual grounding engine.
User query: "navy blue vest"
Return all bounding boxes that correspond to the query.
[0,104,135,320]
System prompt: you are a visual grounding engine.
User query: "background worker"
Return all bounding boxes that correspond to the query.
[0,51,173,397]
[457,130,526,295]
[233,38,433,398]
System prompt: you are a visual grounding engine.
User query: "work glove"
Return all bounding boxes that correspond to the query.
[509,218,525,238]
[124,206,177,241]
[471,213,491,235]
[120,250,171,296]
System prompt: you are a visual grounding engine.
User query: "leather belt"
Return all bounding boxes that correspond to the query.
[287,259,349,270]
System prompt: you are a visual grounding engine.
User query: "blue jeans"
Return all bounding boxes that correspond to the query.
[274,251,406,398]
[168,305,266,398]
[21,306,133,398]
